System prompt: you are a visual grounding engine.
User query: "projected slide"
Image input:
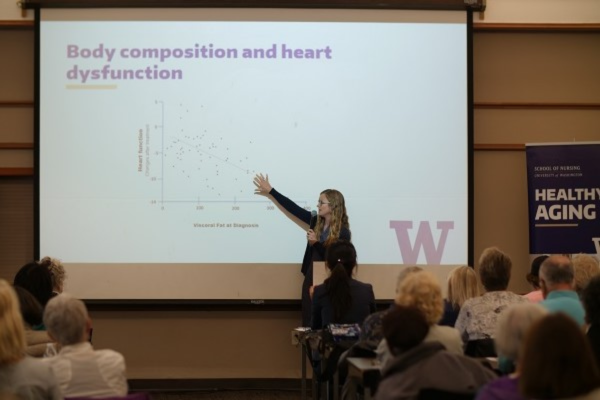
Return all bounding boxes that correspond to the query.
[39,10,468,272]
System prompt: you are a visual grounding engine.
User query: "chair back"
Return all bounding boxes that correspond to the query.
[317,324,361,382]
[66,392,151,400]
[464,339,496,358]
[418,388,475,400]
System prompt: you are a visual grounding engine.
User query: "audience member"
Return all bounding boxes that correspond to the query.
[13,286,54,357]
[340,266,422,400]
[539,255,585,326]
[311,240,376,329]
[13,286,43,328]
[440,265,479,326]
[374,306,496,400]
[0,280,62,400]
[572,253,600,296]
[39,256,67,295]
[455,247,526,353]
[377,271,463,367]
[581,274,600,367]
[43,293,128,398]
[359,266,423,350]
[523,254,548,303]
[475,303,547,400]
[13,261,54,307]
[396,271,463,354]
[519,313,600,399]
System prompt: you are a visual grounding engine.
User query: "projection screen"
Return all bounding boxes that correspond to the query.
[37,7,472,301]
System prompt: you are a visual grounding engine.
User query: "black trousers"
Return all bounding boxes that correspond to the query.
[301,263,313,327]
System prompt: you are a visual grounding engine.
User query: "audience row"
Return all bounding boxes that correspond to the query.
[2,247,600,400]
[310,243,600,399]
[1,258,128,400]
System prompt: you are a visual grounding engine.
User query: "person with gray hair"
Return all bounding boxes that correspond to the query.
[475,303,548,400]
[42,294,128,398]
[572,254,600,296]
[539,255,585,326]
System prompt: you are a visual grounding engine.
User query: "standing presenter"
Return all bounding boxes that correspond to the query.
[253,173,351,326]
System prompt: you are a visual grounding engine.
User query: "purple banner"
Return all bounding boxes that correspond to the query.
[526,143,600,255]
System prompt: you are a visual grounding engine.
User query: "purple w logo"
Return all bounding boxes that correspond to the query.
[389,221,454,264]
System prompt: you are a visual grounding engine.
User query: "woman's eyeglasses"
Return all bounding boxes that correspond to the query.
[317,200,330,206]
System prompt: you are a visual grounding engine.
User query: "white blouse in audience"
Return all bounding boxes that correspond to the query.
[0,356,62,400]
[43,341,128,398]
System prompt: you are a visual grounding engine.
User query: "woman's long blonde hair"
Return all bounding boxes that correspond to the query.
[0,279,26,364]
[447,265,480,310]
[314,189,350,247]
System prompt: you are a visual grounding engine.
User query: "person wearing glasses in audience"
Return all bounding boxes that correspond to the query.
[253,173,351,326]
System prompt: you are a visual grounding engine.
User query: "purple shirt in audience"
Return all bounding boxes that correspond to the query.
[476,376,524,400]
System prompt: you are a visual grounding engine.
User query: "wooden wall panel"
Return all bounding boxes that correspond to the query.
[473,32,600,103]
[0,179,34,282]
[0,150,33,167]
[0,107,34,142]
[473,151,530,294]
[0,30,34,100]
[90,310,303,379]
[474,108,600,144]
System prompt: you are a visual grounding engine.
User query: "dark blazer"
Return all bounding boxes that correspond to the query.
[269,187,352,326]
[439,299,460,327]
[269,188,351,275]
[311,279,376,329]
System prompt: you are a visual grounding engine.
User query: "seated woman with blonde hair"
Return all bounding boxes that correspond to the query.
[440,265,479,327]
[0,279,61,400]
[377,271,463,367]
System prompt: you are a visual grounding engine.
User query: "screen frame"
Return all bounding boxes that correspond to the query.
[33,1,475,308]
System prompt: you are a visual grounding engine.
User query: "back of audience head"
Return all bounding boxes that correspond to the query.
[519,313,600,398]
[395,266,423,294]
[539,255,574,295]
[526,254,549,290]
[13,285,44,328]
[382,305,429,356]
[572,254,600,295]
[13,261,54,306]
[478,247,512,292]
[324,240,357,322]
[0,279,27,364]
[395,271,443,326]
[446,265,479,311]
[582,274,600,326]
[494,303,547,363]
[44,293,91,346]
[39,256,67,294]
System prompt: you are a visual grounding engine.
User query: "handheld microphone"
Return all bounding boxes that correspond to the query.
[309,210,318,229]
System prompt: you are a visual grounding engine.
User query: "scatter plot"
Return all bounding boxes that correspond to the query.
[145,100,257,204]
